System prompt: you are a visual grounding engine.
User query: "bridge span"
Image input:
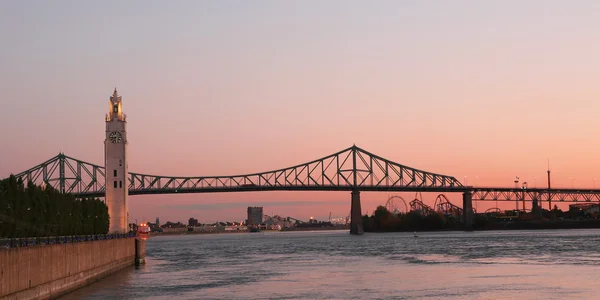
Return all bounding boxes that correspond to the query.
[8,145,600,234]
[10,144,468,234]
[11,145,464,197]
[7,89,600,235]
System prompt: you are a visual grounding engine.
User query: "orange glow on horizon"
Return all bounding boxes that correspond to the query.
[4,1,600,223]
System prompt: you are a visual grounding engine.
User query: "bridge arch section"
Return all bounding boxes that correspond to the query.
[12,154,106,196]
[11,145,464,197]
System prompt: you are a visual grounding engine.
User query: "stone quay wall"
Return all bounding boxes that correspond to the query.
[0,237,145,300]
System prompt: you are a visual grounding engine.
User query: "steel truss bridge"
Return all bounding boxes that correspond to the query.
[12,145,466,197]
[470,188,600,211]
[9,145,600,205]
[470,188,600,202]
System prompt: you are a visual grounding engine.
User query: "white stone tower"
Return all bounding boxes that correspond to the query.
[105,88,129,233]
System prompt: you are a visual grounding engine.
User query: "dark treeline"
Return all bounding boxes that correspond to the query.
[362,204,600,232]
[362,205,486,232]
[0,175,109,238]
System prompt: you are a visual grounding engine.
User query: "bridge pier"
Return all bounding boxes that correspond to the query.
[350,190,364,235]
[462,191,473,230]
[532,196,542,219]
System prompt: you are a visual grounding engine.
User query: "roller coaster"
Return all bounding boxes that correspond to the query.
[433,194,463,218]
[385,193,474,217]
[484,207,502,215]
[409,192,436,216]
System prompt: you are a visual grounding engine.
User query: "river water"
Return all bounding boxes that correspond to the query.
[62,229,600,299]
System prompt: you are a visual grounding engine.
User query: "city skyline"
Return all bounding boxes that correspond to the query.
[3,1,600,222]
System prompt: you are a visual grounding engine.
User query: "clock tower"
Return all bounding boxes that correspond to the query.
[105,88,128,233]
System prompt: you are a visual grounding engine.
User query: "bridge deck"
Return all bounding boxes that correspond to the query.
[9,145,600,203]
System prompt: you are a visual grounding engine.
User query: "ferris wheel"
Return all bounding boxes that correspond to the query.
[385,195,409,214]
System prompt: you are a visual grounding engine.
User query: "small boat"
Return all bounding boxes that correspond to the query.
[413,231,418,238]
[138,223,150,238]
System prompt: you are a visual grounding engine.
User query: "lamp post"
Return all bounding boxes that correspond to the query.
[474,176,479,210]
[464,176,468,185]
[571,177,574,189]
[514,176,519,211]
[596,178,600,216]
[521,182,527,212]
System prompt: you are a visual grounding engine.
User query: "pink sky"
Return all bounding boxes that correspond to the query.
[2,1,600,223]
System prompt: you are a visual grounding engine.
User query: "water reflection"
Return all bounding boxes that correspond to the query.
[62,229,600,299]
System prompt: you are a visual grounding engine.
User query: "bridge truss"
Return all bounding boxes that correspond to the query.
[11,145,464,197]
[471,188,600,203]
[11,153,106,196]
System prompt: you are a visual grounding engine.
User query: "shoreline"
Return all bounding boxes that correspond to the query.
[147,220,600,236]
[365,219,600,233]
[149,226,350,236]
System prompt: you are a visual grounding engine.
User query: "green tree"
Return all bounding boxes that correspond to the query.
[423,213,445,230]
[372,206,392,231]
[0,175,110,238]
[404,211,423,230]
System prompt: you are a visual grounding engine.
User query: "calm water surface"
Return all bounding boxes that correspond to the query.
[62,229,600,299]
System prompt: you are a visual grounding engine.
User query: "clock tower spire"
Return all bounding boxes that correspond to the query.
[105,88,128,233]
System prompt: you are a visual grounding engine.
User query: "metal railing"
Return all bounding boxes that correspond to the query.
[0,232,137,249]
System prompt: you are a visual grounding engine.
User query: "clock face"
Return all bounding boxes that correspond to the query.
[109,131,122,143]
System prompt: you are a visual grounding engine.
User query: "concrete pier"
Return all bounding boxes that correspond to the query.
[350,190,364,235]
[135,238,146,266]
[462,191,473,230]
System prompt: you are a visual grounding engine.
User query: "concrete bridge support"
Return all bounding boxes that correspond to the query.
[462,191,473,230]
[350,190,364,235]
[532,197,543,219]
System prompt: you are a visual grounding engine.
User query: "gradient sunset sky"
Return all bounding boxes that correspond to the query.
[2,1,600,223]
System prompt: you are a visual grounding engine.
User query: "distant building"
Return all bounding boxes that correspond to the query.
[188,218,199,227]
[161,221,186,228]
[247,206,263,226]
[262,215,294,230]
[156,217,160,226]
[569,203,600,215]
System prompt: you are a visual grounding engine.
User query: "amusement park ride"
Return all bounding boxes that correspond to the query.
[386,193,463,218]
[385,192,507,218]
[382,164,565,219]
